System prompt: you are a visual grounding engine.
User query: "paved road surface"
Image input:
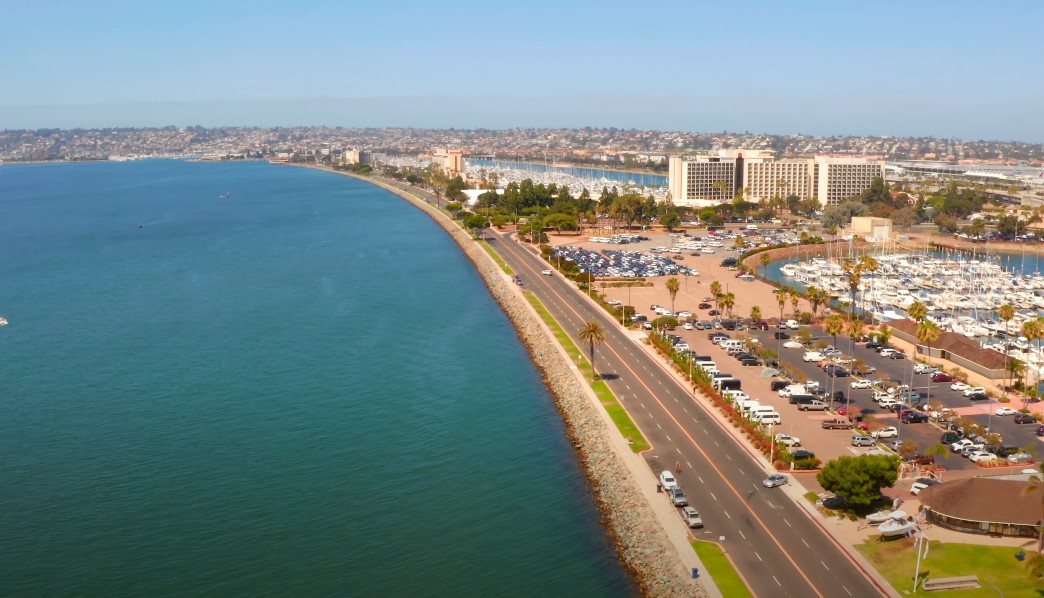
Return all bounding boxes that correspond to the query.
[487,231,893,598]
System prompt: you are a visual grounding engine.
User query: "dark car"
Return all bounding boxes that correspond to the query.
[866,341,882,350]
[1037,425,1044,437]
[831,390,846,402]
[708,309,722,316]
[740,357,760,367]
[888,352,906,360]
[906,454,935,465]
[967,392,989,401]
[792,449,816,460]
[822,496,848,510]
[755,320,769,330]
[773,331,790,339]
[902,412,929,424]
[770,380,790,391]
[698,302,712,309]
[1015,413,1036,424]
[827,367,849,378]
[940,432,962,444]
[722,320,737,330]
[931,372,954,382]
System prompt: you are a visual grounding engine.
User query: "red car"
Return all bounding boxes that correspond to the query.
[755,320,769,330]
[931,372,953,382]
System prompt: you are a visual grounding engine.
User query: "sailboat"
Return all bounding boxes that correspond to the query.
[219,192,231,199]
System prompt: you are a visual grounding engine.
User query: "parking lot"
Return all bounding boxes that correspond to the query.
[667,320,1042,474]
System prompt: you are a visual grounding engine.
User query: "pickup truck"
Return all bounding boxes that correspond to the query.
[822,418,854,430]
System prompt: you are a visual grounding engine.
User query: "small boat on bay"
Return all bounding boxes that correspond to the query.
[0,316,8,327]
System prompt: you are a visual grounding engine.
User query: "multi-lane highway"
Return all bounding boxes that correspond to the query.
[487,232,894,598]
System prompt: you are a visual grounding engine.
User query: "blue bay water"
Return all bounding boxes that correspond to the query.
[0,160,634,596]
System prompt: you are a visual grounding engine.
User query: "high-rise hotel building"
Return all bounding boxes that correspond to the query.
[668,150,884,207]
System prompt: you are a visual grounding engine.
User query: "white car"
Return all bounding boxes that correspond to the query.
[659,470,679,491]
[541,269,553,275]
[950,439,975,452]
[782,340,803,349]
[871,426,899,439]
[851,379,872,389]
[681,506,704,528]
[682,322,694,330]
[1008,453,1033,464]
[774,433,801,447]
[995,407,1018,416]
[677,311,692,318]
[950,382,969,392]
[877,397,898,408]
[968,451,999,464]
[606,299,621,306]
[962,387,986,397]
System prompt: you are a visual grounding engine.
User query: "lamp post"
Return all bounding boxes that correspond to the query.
[769,420,776,468]
[912,523,928,593]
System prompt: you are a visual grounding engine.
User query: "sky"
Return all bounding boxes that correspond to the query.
[3,0,1043,141]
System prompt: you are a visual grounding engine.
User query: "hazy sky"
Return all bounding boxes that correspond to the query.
[4,0,1043,141]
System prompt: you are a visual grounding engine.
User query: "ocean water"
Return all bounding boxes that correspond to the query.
[0,160,634,596]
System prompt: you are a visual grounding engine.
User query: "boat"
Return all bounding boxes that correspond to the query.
[878,517,916,538]
[219,192,231,199]
[737,274,755,282]
[865,510,893,525]
[0,316,7,327]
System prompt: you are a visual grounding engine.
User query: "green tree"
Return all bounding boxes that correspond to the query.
[661,210,681,231]
[999,303,1017,393]
[821,199,869,229]
[790,292,801,318]
[665,277,680,314]
[579,321,606,382]
[774,288,789,322]
[759,253,771,278]
[750,305,762,322]
[908,300,928,323]
[710,281,722,301]
[543,212,578,235]
[1021,463,1044,553]
[1022,319,1043,390]
[816,454,900,509]
[720,292,736,318]
[463,213,490,238]
[825,315,845,351]
[806,286,828,318]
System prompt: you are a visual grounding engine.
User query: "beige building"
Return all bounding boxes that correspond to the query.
[340,148,371,165]
[849,216,892,241]
[670,151,885,207]
[432,148,465,176]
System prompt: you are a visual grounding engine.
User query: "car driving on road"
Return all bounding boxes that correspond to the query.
[762,474,788,488]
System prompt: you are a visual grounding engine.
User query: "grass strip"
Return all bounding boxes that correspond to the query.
[856,538,1041,597]
[479,240,513,275]
[525,292,650,453]
[691,540,753,598]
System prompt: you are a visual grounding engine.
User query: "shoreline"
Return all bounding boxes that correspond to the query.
[292,164,701,596]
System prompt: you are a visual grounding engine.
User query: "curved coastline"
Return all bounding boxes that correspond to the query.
[300,166,700,596]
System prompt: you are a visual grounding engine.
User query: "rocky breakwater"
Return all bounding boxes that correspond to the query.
[363,175,704,597]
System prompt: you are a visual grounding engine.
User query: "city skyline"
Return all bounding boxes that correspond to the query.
[5,0,1044,142]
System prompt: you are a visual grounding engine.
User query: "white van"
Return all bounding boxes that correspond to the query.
[738,399,761,414]
[694,360,716,371]
[749,405,777,418]
[720,340,743,351]
[723,389,749,402]
[753,412,782,425]
[746,224,758,230]
[778,384,806,398]
[786,319,800,329]
[802,351,824,362]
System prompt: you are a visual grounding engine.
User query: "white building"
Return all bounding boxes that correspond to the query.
[669,150,884,207]
[432,148,465,175]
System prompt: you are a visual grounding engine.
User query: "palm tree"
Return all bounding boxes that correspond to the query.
[999,303,1017,393]
[774,288,788,323]
[759,253,771,278]
[917,319,942,403]
[1021,463,1044,553]
[825,315,844,358]
[841,259,863,322]
[846,318,865,357]
[908,300,928,324]
[579,321,605,382]
[857,256,879,318]
[665,277,680,314]
[710,281,722,301]
[720,292,736,319]
[750,305,762,323]
[806,286,828,318]
[712,180,730,202]
[1022,319,1041,392]
[790,292,801,319]
[876,325,893,347]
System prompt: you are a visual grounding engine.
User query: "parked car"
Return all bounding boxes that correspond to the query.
[968,451,999,464]
[940,432,962,444]
[792,449,816,460]
[802,351,824,362]
[913,363,934,374]
[967,392,989,401]
[906,454,935,465]
[872,426,899,439]
[1015,413,1037,424]
[1008,453,1034,464]
[681,506,703,528]
[762,474,789,488]
[902,412,929,424]
[822,418,854,430]
[851,435,876,447]
[888,352,906,360]
[995,407,1018,416]
[950,381,970,392]
[963,387,986,397]
[774,433,801,447]
[930,372,954,382]
[1037,425,1044,437]
[770,380,790,391]
[822,496,848,510]
[773,331,790,339]
[851,379,872,389]
[659,470,679,490]
[668,487,689,506]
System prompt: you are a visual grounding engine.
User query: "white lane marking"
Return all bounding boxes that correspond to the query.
[738,530,746,540]
[726,454,732,461]
[784,518,791,528]
[713,441,720,447]
[687,461,693,469]
[772,575,781,587]
[698,476,705,484]
[640,402,646,408]
[724,510,732,520]
[754,551,762,562]
[843,585,852,596]
[709,492,717,501]
[737,468,744,475]
[801,539,810,548]
[821,561,830,571]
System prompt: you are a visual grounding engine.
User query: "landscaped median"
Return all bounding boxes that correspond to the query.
[690,541,752,598]
[525,292,650,452]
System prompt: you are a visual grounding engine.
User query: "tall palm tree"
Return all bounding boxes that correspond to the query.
[917,319,942,403]
[842,259,863,322]
[790,292,801,319]
[710,281,722,301]
[846,318,865,357]
[579,321,605,382]
[750,305,762,323]
[759,253,771,278]
[806,286,828,318]
[999,303,1017,394]
[774,288,788,323]
[825,315,845,353]
[857,255,879,319]
[908,300,928,324]
[665,277,680,314]
[1022,319,1042,393]
[877,325,893,347]
[720,292,736,319]
[712,180,730,202]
